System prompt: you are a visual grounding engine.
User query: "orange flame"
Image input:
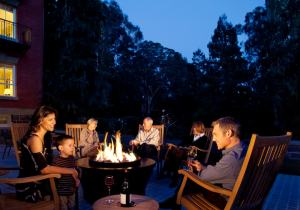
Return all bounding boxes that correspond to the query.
[95,131,136,162]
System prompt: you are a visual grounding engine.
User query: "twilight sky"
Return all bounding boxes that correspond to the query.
[113,0,265,61]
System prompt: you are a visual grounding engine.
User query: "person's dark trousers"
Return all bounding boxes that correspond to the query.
[163,147,188,186]
[135,143,158,160]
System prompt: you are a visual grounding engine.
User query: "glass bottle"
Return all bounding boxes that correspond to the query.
[120,178,131,207]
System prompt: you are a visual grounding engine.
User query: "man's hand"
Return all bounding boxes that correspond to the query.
[129,140,139,146]
[189,160,204,172]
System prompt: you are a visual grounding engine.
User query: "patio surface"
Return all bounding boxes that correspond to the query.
[1,140,300,210]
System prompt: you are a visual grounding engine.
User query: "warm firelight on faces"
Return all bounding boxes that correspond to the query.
[59,138,75,157]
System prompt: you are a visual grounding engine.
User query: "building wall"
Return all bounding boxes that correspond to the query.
[0,0,44,124]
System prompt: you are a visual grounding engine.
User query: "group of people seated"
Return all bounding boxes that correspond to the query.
[15,105,246,210]
[162,121,222,187]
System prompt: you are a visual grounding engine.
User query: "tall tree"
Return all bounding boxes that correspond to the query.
[205,15,252,119]
[44,0,103,120]
[244,3,300,134]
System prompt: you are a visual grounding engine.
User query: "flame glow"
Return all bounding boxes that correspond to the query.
[95,131,137,163]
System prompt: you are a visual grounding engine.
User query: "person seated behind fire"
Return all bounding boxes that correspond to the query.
[78,118,100,157]
[129,117,160,160]
[163,121,219,187]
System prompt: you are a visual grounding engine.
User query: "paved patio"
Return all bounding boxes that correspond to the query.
[1,142,300,210]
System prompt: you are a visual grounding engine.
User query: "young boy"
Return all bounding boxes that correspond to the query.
[52,134,80,210]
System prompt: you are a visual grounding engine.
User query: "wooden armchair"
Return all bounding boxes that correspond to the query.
[10,123,29,167]
[176,132,292,210]
[65,123,87,157]
[65,124,87,210]
[0,173,61,210]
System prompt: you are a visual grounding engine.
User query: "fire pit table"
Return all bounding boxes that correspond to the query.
[77,157,156,203]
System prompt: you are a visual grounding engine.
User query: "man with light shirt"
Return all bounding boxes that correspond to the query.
[130,117,160,160]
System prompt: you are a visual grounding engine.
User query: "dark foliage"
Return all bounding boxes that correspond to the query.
[43,0,300,139]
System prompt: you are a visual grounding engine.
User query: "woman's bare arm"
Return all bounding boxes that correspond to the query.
[40,165,78,176]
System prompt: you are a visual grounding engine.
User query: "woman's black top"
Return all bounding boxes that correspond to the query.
[16,133,51,202]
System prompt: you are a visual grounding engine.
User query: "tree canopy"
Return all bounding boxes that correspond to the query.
[43,0,300,138]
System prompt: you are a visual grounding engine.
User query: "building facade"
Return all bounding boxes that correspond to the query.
[0,0,43,126]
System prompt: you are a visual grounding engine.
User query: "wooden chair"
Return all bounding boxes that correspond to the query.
[164,127,213,167]
[65,123,87,157]
[176,132,292,210]
[138,124,165,175]
[10,123,29,167]
[65,123,87,210]
[0,173,61,210]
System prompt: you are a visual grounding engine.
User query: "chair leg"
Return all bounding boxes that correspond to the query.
[2,146,7,159]
[156,151,163,177]
[2,137,12,159]
[6,143,12,159]
[2,144,11,159]
[156,159,160,176]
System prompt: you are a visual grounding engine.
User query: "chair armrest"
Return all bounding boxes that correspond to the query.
[156,145,162,151]
[189,146,208,153]
[178,169,232,196]
[0,173,61,184]
[176,169,232,204]
[167,143,177,149]
[194,148,209,153]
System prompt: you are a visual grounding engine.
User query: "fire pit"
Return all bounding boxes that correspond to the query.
[78,157,155,203]
[77,131,156,203]
[89,131,140,168]
[89,155,141,168]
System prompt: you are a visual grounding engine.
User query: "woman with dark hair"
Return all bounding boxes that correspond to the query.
[16,105,80,202]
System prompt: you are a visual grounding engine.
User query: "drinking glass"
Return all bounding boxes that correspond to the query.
[187,147,198,171]
[104,175,114,204]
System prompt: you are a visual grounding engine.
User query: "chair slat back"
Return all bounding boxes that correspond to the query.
[153,124,164,146]
[65,124,87,148]
[11,123,29,167]
[225,132,292,209]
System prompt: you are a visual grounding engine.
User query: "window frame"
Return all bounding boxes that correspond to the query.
[0,63,17,99]
[0,2,17,40]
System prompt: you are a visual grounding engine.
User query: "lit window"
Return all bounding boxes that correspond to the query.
[0,3,16,39]
[0,64,16,97]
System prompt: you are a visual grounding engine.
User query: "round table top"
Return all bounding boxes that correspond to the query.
[93,194,159,210]
[77,157,155,170]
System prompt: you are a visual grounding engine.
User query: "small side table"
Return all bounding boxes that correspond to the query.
[93,194,159,210]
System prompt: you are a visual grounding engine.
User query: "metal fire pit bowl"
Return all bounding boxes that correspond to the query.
[88,156,141,169]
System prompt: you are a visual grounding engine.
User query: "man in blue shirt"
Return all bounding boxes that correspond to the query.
[189,117,245,190]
